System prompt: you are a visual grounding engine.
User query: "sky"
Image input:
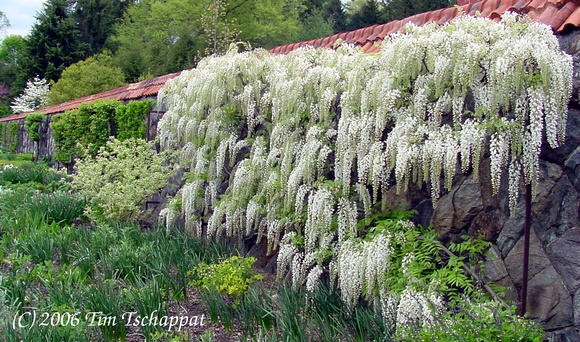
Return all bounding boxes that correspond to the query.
[1,0,46,37]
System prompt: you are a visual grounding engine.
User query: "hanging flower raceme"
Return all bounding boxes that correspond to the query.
[157,13,573,319]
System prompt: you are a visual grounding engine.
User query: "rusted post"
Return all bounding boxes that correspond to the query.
[520,183,532,316]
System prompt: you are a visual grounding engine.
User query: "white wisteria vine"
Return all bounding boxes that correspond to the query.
[158,13,572,324]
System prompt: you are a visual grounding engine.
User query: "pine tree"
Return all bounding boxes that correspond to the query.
[381,0,455,23]
[21,0,85,83]
[348,0,381,31]
[324,0,347,33]
[72,0,132,57]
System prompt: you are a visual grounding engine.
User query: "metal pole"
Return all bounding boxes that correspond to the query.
[520,183,532,316]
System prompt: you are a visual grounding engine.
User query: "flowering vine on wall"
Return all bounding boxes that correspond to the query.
[157,13,572,322]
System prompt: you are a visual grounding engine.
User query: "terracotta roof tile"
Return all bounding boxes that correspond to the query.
[269,0,580,56]
[0,71,183,122]
[2,0,579,123]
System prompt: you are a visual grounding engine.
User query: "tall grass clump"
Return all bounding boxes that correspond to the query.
[0,189,87,226]
[0,162,63,187]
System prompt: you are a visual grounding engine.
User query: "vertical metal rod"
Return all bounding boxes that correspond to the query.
[520,182,532,316]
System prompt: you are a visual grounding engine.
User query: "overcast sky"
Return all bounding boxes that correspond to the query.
[1,0,47,37]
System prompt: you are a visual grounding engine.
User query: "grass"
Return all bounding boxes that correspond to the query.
[0,164,236,340]
[0,161,545,341]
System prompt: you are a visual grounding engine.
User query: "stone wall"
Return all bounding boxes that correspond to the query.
[380,28,580,341]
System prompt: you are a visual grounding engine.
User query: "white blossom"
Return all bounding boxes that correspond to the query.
[11,77,50,113]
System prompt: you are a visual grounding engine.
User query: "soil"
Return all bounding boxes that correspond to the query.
[124,271,279,342]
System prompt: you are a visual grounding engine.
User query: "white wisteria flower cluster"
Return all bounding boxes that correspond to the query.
[157,13,572,321]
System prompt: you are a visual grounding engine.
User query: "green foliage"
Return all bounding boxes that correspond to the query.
[115,100,153,140]
[200,0,241,56]
[381,0,455,23]
[355,212,486,300]
[0,183,232,341]
[72,0,132,56]
[298,9,336,42]
[402,302,544,342]
[189,256,262,298]
[230,0,301,49]
[71,137,175,222]
[47,52,126,105]
[0,35,27,107]
[0,162,63,187]
[110,0,301,81]
[0,122,19,151]
[24,113,44,141]
[51,99,120,164]
[21,0,86,83]
[14,153,34,161]
[110,0,206,81]
[51,99,152,165]
[9,123,17,152]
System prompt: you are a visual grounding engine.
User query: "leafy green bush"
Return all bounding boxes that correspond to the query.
[48,52,126,106]
[0,162,63,187]
[189,256,262,298]
[24,113,44,142]
[115,100,153,140]
[71,137,175,221]
[51,99,153,165]
[401,302,544,342]
[51,99,120,164]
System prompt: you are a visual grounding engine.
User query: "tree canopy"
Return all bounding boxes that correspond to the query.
[48,52,126,105]
[0,0,459,110]
[21,0,85,83]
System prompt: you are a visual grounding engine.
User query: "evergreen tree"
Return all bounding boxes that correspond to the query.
[324,0,347,33]
[381,0,455,23]
[72,0,132,57]
[298,9,335,42]
[348,0,381,31]
[21,0,85,83]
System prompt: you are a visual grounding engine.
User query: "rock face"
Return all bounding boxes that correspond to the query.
[150,28,580,337]
[423,137,580,333]
[410,30,580,336]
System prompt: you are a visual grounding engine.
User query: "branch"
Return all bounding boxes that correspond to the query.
[226,0,250,15]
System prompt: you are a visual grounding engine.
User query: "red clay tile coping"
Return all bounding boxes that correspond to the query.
[270,0,580,56]
[0,71,182,123]
[1,0,579,123]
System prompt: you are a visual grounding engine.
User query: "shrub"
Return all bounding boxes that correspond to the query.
[188,256,262,298]
[48,52,126,106]
[24,113,45,142]
[71,137,175,221]
[115,100,153,140]
[402,302,544,342]
[0,162,63,186]
[51,99,120,164]
[51,99,153,165]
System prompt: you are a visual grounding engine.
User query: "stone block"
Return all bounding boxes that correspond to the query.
[505,229,551,288]
[547,228,580,294]
[527,266,574,330]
